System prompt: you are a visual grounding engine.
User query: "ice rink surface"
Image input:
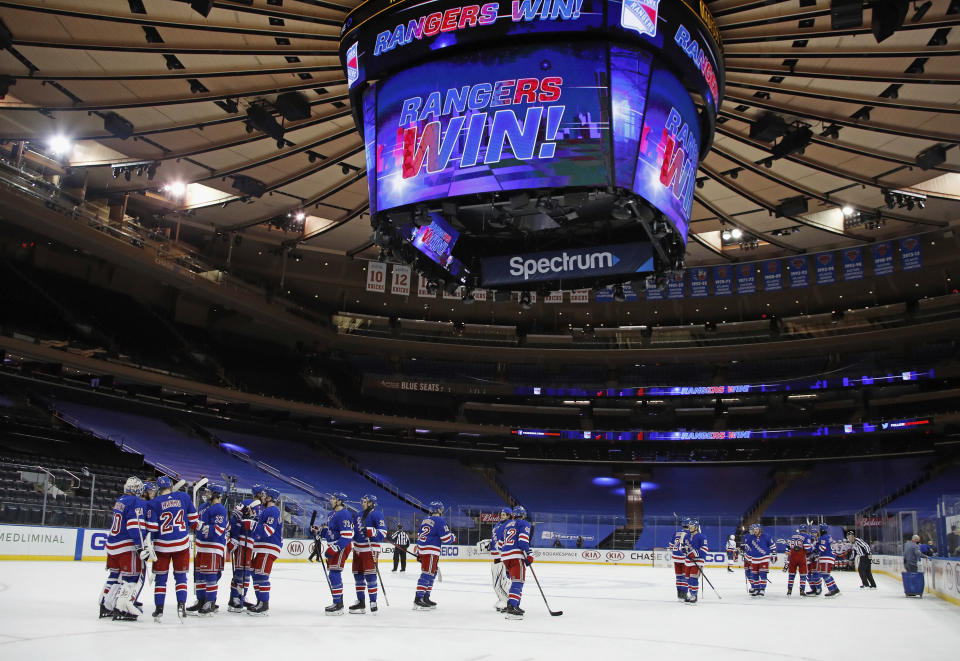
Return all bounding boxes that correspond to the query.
[0,560,956,660]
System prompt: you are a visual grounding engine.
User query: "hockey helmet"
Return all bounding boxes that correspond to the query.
[124,476,144,496]
[361,493,378,506]
[156,476,173,490]
[142,481,156,494]
[207,483,225,498]
[500,506,512,518]
[331,491,348,504]
[687,518,700,530]
[798,523,808,532]
[681,517,693,528]
[749,522,761,533]
[252,484,267,496]
[819,523,830,534]
[429,500,445,514]
[511,505,527,519]
[729,534,735,540]
[264,487,280,502]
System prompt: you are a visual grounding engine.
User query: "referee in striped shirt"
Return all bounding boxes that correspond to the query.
[847,531,877,588]
[391,524,410,572]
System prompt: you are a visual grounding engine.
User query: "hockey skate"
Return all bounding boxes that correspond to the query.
[99,601,113,619]
[185,599,205,616]
[247,601,269,616]
[824,589,841,598]
[227,597,245,613]
[348,600,366,614]
[152,605,163,623]
[676,588,686,601]
[685,592,698,604]
[113,609,139,622]
[176,602,187,622]
[325,602,346,616]
[727,567,734,573]
[504,605,525,620]
[369,603,378,615]
[423,596,437,608]
[413,597,435,611]
[198,601,216,616]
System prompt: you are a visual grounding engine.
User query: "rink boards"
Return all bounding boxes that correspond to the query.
[2,523,958,607]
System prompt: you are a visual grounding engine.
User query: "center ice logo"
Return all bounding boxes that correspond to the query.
[621,0,659,37]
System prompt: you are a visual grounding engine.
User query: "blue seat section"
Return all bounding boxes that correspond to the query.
[883,465,960,515]
[51,401,278,492]
[343,447,504,508]
[496,463,627,514]
[764,456,930,517]
[209,428,415,515]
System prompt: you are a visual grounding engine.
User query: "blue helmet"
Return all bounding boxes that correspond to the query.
[512,505,527,518]
[207,484,225,498]
[362,493,378,506]
[819,523,830,534]
[143,481,156,494]
[429,500,445,513]
[687,518,700,529]
[156,476,173,490]
[500,506,512,517]
[681,517,693,528]
[251,484,266,496]
[264,487,280,502]
[331,491,348,504]
[798,523,807,532]
[749,522,761,533]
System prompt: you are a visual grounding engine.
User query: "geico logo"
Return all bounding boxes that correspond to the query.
[287,541,304,556]
[582,550,601,560]
[606,551,625,561]
[90,532,107,551]
[440,547,459,556]
[509,251,616,280]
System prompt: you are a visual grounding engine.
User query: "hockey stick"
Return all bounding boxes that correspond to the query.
[528,565,563,616]
[190,478,208,600]
[386,541,442,582]
[309,512,334,594]
[172,479,186,492]
[376,563,389,607]
[697,564,722,600]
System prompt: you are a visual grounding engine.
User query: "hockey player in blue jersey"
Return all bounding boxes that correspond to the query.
[413,500,456,611]
[314,491,355,615]
[489,506,512,612]
[101,477,149,621]
[349,494,387,615]
[248,487,283,615]
[786,524,814,597]
[668,519,692,600]
[804,525,821,595]
[228,484,264,612]
[813,524,841,597]
[186,484,228,616]
[743,522,776,596]
[499,505,533,619]
[146,475,200,621]
[683,519,709,605]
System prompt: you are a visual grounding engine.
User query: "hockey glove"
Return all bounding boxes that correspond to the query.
[524,555,534,566]
[139,547,152,562]
[365,527,374,539]
[324,546,338,560]
[494,558,501,564]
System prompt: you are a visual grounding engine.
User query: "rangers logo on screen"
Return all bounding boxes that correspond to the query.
[346,42,359,88]
[621,0,660,38]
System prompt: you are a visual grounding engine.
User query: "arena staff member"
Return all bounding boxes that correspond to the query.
[846,531,876,589]
[903,535,922,573]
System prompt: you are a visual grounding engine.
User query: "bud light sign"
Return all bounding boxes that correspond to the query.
[480,242,653,287]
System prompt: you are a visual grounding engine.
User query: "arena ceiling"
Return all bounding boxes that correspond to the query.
[0,0,958,266]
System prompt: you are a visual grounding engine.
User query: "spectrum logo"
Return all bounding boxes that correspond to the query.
[509,251,617,280]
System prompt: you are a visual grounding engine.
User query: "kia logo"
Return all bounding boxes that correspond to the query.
[287,541,304,556]
[582,550,601,560]
[606,551,625,561]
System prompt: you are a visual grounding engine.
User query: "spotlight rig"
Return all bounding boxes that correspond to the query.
[883,189,927,211]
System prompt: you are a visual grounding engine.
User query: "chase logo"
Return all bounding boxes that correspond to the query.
[346,42,359,88]
[621,0,659,38]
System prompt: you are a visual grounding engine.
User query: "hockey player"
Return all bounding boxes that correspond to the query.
[814,524,840,597]
[143,481,156,501]
[349,494,387,615]
[726,534,737,572]
[101,477,149,621]
[146,475,200,621]
[743,522,775,596]
[490,506,512,612]
[499,505,533,619]
[668,519,692,600]
[786,524,813,597]
[228,484,264,612]
[413,500,456,611]
[683,519,708,604]
[187,484,228,616]
[314,491,355,615]
[804,525,821,595]
[248,487,283,615]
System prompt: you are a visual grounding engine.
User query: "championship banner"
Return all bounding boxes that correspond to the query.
[596,283,640,302]
[666,272,685,299]
[713,265,732,296]
[735,264,756,294]
[842,248,863,281]
[787,256,809,288]
[545,291,564,303]
[872,242,894,277]
[645,279,664,300]
[417,274,434,298]
[762,259,783,292]
[570,289,591,303]
[391,264,411,295]
[689,267,710,297]
[901,236,922,271]
[814,251,836,285]
[365,261,387,293]
[472,289,488,302]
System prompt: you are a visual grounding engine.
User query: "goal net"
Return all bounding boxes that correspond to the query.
[652,548,673,568]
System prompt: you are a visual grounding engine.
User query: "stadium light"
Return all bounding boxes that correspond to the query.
[731,228,743,240]
[164,181,187,199]
[842,205,855,216]
[47,134,72,157]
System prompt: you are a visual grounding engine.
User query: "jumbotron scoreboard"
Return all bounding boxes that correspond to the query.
[339,0,724,294]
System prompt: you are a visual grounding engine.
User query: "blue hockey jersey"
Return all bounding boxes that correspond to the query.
[744,532,775,560]
[816,533,835,559]
[491,520,507,559]
[788,531,813,554]
[415,514,454,556]
[323,508,355,552]
[106,494,147,555]
[498,519,531,562]
[253,504,283,557]
[146,492,199,554]
[669,528,690,561]
[195,502,228,557]
[687,532,709,561]
[229,497,261,554]
[353,507,387,552]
